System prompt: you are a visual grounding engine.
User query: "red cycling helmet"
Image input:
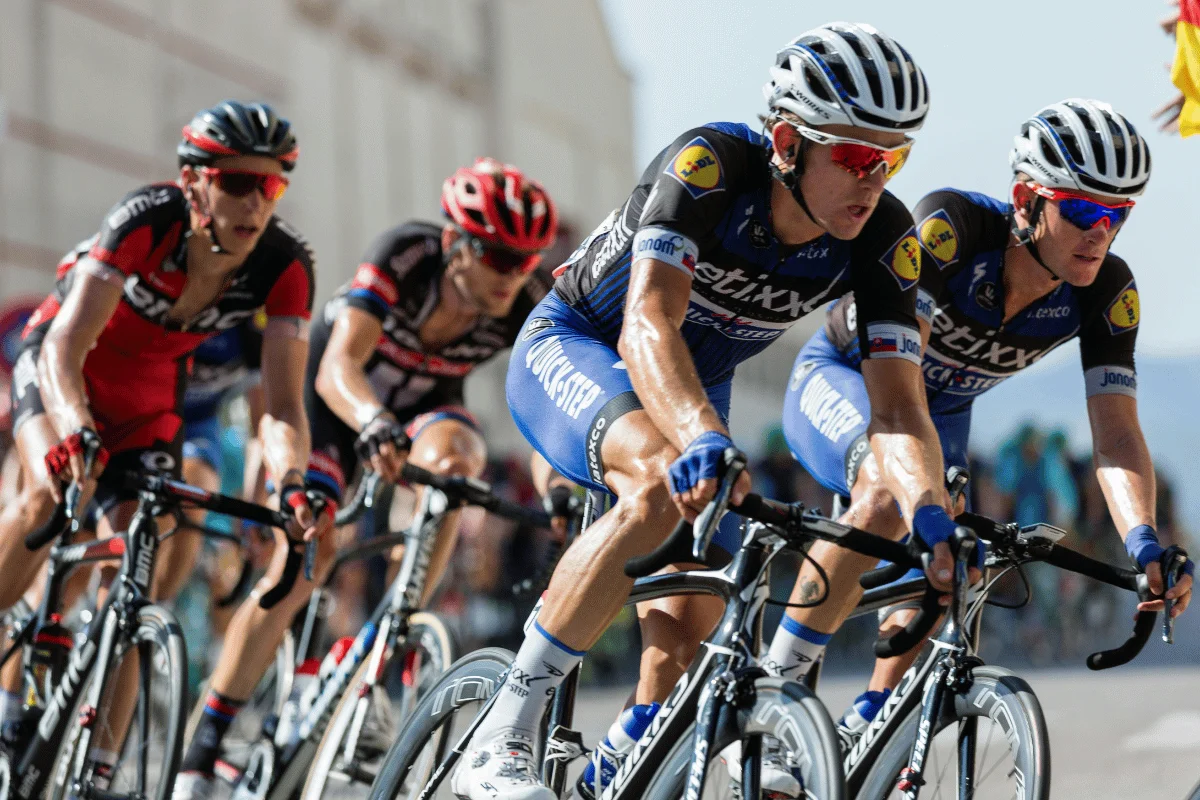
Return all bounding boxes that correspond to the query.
[441,158,558,254]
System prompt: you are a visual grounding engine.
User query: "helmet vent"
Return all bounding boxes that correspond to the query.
[804,65,833,103]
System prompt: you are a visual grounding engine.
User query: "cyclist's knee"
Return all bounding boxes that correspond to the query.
[408,419,486,478]
[608,480,678,542]
[16,480,60,534]
[846,475,904,538]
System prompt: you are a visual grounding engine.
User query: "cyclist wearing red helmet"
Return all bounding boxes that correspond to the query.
[0,100,331,782]
[173,157,560,800]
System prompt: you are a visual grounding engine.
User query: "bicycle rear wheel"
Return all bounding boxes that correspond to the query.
[301,612,457,800]
[640,677,845,800]
[49,604,187,800]
[368,648,513,800]
[853,666,1050,800]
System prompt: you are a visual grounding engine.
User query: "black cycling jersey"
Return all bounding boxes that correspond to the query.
[551,122,923,386]
[825,189,1140,415]
[310,221,548,412]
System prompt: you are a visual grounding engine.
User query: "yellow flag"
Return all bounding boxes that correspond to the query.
[1174,0,1200,137]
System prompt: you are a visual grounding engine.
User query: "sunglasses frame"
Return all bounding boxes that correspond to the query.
[200,167,290,202]
[790,124,915,180]
[1030,183,1134,231]
[461,233,542,275]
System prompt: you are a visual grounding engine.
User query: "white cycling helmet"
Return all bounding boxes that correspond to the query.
[1010,99,1151,198]
[764,22,930,133]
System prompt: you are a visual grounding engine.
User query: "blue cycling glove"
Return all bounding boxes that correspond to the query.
[1126,524,1196,577]
[668,432,734,496]
[913,504,984,569]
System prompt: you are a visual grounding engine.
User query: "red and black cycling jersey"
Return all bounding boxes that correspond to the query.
[551,122,923,385]
[312,221,548,413]
[15,183,314,443]
[825,189,1139,415]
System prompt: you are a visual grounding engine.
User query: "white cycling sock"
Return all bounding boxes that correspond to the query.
[763,615,832,679]
[474,621,582,741]
[87,747,119,790]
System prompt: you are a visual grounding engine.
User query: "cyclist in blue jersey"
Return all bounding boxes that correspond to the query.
[454,23,968,800]
[770,99,1194,761]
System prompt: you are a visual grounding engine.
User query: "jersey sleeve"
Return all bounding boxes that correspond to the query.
[82,185,181,288]
[345,227,435,320]
[912,190,985,325]
[263,240,315,340]
[848,191,922,365]
[1077,255,1139,398]
[241,310,267,371]
[630,128,751,277]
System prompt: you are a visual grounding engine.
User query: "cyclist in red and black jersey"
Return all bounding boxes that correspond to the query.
[0,102,333,775]
[171,158,561,800]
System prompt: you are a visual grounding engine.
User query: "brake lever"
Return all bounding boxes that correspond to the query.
[65,441,102,534]
[691,448,746,561]
[1160,546,1188,644]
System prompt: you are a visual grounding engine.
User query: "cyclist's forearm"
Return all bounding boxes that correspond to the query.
[867,406,944,524]
[315,355,384,432]
[37,333,95,437]
[259,404,311,488]
[618,319,725,452]
[1095,438,1155,537]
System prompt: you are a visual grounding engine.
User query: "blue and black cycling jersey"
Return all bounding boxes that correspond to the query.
[182,315,264,423]
[822,189,1140,416]
[550,122,924,386]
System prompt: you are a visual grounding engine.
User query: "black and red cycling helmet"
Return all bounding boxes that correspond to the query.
[178,101,299,172]
[441,158,558,254]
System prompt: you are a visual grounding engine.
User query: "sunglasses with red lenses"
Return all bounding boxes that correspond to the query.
[464,236,542,275]
[792,126,914,180]
[1032,184,1133,231]
[201,168,290,202]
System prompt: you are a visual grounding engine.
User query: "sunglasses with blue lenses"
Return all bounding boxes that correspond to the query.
[1032,184,1134,231]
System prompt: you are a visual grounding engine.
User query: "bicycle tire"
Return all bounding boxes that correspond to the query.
[853,665,1050,800]
[300,612,457,800]
[368,648,513,800]
[640,677,845,800]
[48,604,188,800]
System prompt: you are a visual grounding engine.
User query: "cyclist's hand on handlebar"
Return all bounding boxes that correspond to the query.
[355,411,410,484]
[1138,562,1193,618]
[542,483,579,543]
[44,427,109,504]
[914,506,982,594]
[280,483,338,542]
[667,432,750,522]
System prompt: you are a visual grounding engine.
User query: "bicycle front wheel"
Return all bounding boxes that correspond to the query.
[301,612,457,800]
[641,677,845,800]
[369,647,513,800]
[853,666,1050,800]
[49,603,188,800]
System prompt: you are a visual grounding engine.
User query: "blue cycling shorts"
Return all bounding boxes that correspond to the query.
[782,328,971,499]
[507,291,740,552]
[182,414,223,473]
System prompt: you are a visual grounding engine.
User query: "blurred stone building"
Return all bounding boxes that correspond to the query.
[0,0,633,447]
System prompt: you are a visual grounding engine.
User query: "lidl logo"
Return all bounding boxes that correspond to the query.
[1105,285,1139,334]
[919,211,958,268]
[666,136,725,199]
[880,231,921,290]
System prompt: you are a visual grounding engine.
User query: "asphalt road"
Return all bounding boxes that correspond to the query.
[570,666,1200,800]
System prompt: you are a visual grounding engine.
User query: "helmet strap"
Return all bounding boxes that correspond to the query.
[1010,197,1060,282]
[768,138,818,226]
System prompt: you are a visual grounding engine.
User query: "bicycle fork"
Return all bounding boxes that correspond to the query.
[895,659,951,800]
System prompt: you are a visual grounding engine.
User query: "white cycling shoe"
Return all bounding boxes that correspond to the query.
[171,771,213,800]
[720,739,802,799]
[450,727,555,800]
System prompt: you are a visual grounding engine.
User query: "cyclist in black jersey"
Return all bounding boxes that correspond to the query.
[172,158,560,800]
[456,24,968,800]
[767,99,1194,762]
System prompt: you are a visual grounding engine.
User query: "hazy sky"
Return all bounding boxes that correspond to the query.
[597,0,1196,356]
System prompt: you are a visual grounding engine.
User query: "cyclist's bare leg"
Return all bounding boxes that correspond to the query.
[388,418,487,605]
[540,410,723,699]
[866,607,921,692]
[0,414,68,609]
[208,524,337,699]
[762,455,906,678]
[149,456,213,601]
